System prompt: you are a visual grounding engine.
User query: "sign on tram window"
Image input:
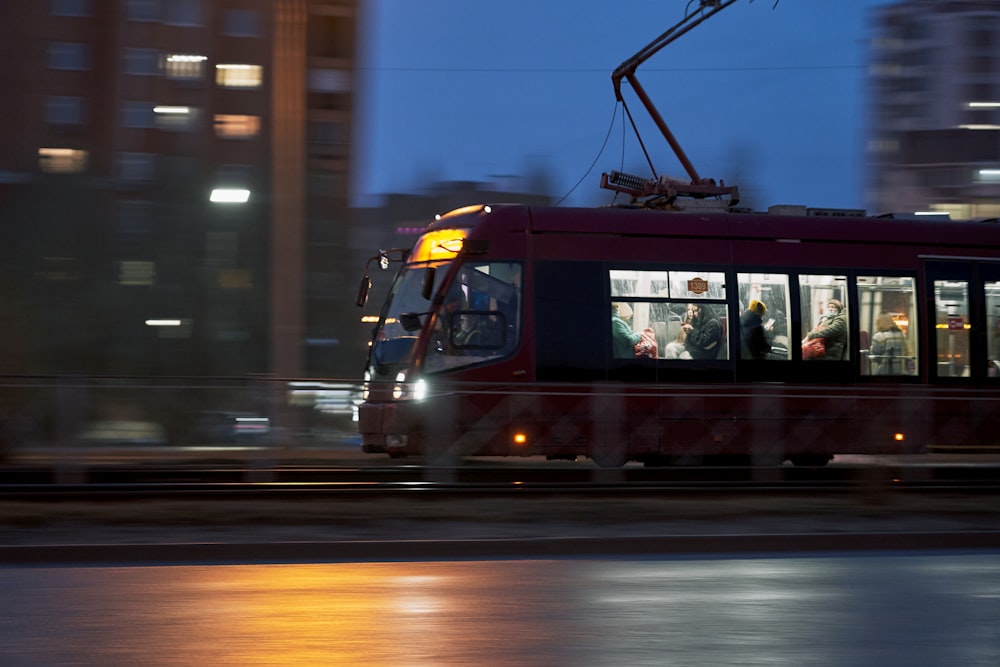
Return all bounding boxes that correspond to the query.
[857,276,917,376]
[737,273,790,360]
[799,275,850,361]
[934,279,970,378]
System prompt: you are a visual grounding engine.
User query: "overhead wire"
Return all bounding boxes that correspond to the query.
[553,101,620,207]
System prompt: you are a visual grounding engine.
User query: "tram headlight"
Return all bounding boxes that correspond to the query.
[392,372,427,401]
[362,370,371,401]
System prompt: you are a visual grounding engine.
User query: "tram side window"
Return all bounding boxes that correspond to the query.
[934,279,970,378]
[799,275,850,361]
[737,273,790,360]
[609,269,728,360]
[857,276,917,376]
[987,282,1000,377]
[424,261,521,373]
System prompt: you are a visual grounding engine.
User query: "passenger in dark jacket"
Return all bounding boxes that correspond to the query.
[682,303,723,360]
[740,299,772,360]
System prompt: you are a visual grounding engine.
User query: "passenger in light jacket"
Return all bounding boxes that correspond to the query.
[804,299,848,360]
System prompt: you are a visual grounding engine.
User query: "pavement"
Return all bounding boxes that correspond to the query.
[2,489,999,563]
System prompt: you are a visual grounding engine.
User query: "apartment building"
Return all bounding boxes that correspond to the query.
[867,0,1000,219]
[0,0,359,378]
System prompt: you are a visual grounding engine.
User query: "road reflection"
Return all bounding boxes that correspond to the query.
[3,554,1000,665]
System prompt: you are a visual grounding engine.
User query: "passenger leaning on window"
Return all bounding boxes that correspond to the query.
[803,299,848,360]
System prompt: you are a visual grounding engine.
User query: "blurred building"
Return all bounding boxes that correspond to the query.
[0,0,358,378]
[867,0,1000,219]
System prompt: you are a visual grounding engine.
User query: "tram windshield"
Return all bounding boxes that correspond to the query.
[424,261,522,373]
[368,266,447,372]
[366,228,472,376]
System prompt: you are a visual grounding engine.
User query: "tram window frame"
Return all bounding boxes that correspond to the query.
[799,274,851,362]
[986,280,1000,378]
[736,272,791,361]
[608,268,729,365]
[423,260,522,374]
[857,275,918,378]
[933,278,972,379]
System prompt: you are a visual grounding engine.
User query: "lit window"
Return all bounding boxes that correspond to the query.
[124,48,159,76]
[153,105,198,131]
[46,96,85,125]
[858,276,918,376]
[39,257,79,282]
[49,42,89,70]
[163,54,207,80]
[119,260,156,286]
[976,168,1000,184]
[214,114,261,138]
[38,148,88,174]
[209,188,250,203]
[216,64,262,88]
[217,268,252,289]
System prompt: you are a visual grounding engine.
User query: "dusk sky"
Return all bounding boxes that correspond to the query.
[355,0,898,212]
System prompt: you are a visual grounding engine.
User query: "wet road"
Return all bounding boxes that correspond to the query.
[2,551,999,666]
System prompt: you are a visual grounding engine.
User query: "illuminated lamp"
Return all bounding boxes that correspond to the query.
[894,433,905,442]
[513,432,528,446]
[153,106,190,114]
[210,188,250,203]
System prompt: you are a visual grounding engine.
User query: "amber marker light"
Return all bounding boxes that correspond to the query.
[513,432,528,446]
[894,433,905,442]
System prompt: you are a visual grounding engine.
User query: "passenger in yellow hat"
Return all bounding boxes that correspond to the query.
[740,299,773,360]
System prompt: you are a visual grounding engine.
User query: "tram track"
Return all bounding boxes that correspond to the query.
[1,462,1000,501]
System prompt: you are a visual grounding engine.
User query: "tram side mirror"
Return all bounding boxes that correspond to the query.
[356,274,371,308]
[421,267,436,301]
[400,312,423,332]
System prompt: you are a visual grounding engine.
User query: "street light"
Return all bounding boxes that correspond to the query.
[209,188,251,203]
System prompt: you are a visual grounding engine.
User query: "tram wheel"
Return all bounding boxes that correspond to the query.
[590,445,629,469]
[789,454,833,467]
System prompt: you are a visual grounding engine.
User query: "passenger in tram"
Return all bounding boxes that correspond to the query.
[663,324,692,360]
[869,312,909,375]
[611,302,643,358]
[803,299,848,360]
[739,299,773,360]
[682,303,723,360]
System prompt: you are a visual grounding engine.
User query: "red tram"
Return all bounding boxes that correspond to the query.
[356,203,1000,466]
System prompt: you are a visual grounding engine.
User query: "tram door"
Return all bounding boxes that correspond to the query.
[924,260,1000,451]
[925,260,1000,381]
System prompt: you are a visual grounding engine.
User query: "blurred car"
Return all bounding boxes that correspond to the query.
[191,410,270,445]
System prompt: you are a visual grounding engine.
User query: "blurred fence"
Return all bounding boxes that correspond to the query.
[0,375,362,460]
